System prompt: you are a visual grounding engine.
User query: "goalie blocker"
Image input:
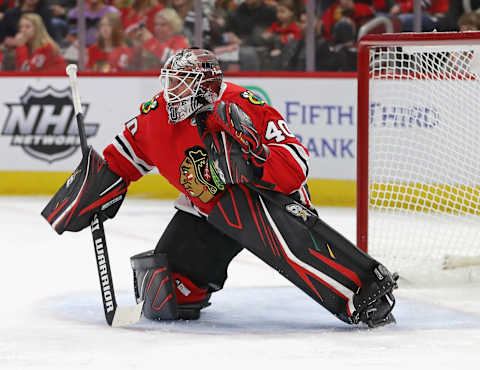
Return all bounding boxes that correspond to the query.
[41,146,128,234]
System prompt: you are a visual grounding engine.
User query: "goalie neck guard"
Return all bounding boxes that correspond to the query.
[160,48,223,123]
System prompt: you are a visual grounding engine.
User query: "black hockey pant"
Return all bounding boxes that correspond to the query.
[154,210,243,293]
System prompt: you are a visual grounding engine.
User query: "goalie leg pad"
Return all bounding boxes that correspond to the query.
[131,251,178,320]
[131,250,212,320]
[207,185,398,327]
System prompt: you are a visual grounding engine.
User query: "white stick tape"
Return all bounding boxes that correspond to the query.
[66,64,83,115]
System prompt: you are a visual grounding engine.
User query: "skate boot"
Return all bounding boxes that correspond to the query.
[352,264,399,328]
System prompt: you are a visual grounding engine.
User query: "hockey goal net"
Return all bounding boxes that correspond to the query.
[357,32,480,283]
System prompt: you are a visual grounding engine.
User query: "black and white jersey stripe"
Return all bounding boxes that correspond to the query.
[113,132,154,176]
[289,183,314,211]
[298,184,313,208]
[270,142,309,178]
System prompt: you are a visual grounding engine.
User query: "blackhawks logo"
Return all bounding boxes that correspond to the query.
[240,90,265,105]
[1,86,99,163]
[140,96,159,114]
[180,146,224,203]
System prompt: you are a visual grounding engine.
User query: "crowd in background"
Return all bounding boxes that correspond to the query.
[0,0,479,72]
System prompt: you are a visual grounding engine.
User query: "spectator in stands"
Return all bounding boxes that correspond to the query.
[49,0,76,44]
[212,0,237,29]
[112,0,134,13]
[87,11,134,72]
[0,0,15,21]
[263,0,302,45]
[121,0,164,35]
[371,0,393,14]
[261,0,303,70]
[13,13,66,72]
[0,43,16,69]
[0,0,55,45]
[457,11,480,32]
[67,0,120,47]
[436,0,480,31]
[328,16,357,70]
[0,0,15,70]
[293,3,358,71]
[445,11,480,73]
[223,0,276,45]
[129,8,189,70]
[169,0,219,49]
[384,0,449,32]
[321,0,374,40]
[219,0,276,70]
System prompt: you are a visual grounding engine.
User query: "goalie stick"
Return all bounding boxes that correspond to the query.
[66,64,143,327]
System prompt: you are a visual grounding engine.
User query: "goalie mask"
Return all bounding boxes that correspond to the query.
[160,48,223,123]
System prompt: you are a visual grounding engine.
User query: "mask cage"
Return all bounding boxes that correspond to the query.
[160,68,204,104]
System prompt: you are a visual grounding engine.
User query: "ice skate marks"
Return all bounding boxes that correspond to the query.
[44,286,480,333]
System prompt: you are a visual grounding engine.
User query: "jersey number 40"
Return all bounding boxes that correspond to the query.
[265,120,295,143]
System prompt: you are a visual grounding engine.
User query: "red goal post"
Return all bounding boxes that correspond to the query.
[356,32,480,279]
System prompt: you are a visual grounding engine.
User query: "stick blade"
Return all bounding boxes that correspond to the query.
[111,301,144,327]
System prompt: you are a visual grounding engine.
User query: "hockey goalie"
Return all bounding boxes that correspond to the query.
[42,48,398,328]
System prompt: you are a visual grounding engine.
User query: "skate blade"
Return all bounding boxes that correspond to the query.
[367,313,396,329]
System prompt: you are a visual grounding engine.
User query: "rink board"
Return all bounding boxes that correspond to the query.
[0,74,357,205]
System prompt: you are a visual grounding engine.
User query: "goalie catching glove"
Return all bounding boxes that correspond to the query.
[41,146,127,234]
[195,101,270,185]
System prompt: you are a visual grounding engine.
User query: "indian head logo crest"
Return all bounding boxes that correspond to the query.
[180,146,224,203]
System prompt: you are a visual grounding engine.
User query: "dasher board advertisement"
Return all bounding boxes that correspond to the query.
[0,75,357,180]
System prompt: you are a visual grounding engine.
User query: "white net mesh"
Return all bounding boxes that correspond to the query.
[367,42,480,284]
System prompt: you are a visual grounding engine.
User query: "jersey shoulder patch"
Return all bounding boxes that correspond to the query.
[140,95,160,115]
[240,90,265,106]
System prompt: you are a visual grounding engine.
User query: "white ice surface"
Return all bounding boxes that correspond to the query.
[1,196,479,369]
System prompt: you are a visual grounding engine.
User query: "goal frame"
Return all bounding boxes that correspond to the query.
[356,31,480,253]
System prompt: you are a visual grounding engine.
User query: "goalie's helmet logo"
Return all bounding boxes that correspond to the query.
[1,86,99,163]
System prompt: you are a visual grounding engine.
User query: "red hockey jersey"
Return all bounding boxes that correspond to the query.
[140,35,190,68]
[321,2,374,40]
[266,21,303,44]
[86,44,134,72]
[103,82,311,215]
[122,4,164,34]
[15,43,66,72]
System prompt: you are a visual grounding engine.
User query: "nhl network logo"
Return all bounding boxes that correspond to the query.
[1,86,99,163]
